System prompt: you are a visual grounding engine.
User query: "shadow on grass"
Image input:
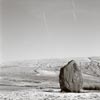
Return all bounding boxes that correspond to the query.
[83,86,100,90]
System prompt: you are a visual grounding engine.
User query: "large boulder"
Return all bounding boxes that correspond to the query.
[59,60,83,92]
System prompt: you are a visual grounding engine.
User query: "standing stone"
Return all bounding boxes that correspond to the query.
[59,60,83,92]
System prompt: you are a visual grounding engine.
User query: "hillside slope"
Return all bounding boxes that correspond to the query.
[0,57,100,92]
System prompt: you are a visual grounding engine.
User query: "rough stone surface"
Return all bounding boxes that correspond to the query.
[59,60,83,92]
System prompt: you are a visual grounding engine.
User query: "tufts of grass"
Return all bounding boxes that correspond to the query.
[83,82,100,90]
[83,86,100,90]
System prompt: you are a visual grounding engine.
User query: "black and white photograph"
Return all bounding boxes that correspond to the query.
[0,0,100,100]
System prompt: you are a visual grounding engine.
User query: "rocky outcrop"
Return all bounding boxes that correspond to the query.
[59,60,83,92]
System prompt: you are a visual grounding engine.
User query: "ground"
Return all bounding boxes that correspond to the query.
[0,57,100,100]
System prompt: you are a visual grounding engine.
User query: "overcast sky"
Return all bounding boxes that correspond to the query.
[1,0,100,63]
